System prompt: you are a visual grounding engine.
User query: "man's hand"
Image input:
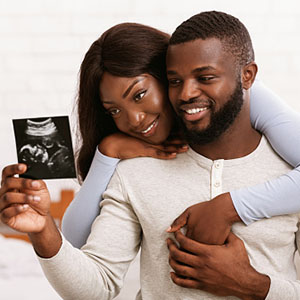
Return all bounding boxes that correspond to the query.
[0,163,62,258]
[99,132,188,160]
[167,193,241,245]
[0,164,51,233]
[167,231,270,300]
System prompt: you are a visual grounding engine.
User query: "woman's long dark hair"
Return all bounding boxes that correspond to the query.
[76,23,170,182]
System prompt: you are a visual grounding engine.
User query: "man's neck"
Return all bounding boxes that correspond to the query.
[190,100,262,161]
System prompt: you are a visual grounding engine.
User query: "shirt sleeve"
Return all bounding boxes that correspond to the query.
[61,148,120,248]
[39,169,141,300]
[231,79,300,225]
[265,224,300,299]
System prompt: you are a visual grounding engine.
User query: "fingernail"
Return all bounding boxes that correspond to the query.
[170,153,177,156]
[181,145,189,149]
[31,181,40,188]
[22,204,29,209]
[18,164,24,171]
[33,195,41,202]
[166,226,172,232]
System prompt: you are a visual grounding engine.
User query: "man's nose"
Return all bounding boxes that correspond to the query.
[127,110,146,129]
[179,80,201,102]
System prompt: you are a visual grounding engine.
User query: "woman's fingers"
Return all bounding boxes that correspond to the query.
[151,144,188,154]
[144,148,178,160]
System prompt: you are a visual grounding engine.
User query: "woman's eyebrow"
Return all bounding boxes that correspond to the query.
[122,78,144,98]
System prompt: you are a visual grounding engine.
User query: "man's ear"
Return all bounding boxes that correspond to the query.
[241,62,258,90]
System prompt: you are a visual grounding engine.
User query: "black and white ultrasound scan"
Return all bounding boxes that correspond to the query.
[12,116,76,180]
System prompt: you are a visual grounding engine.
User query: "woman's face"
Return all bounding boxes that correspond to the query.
[99,72,174,145]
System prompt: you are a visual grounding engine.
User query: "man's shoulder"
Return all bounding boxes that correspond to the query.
[115,151,192,178]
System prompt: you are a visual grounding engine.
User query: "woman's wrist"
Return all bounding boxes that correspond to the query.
[213,193,242,225]
[98,136,119,158]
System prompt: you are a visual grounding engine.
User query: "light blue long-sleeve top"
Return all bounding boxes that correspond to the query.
[62,80,300,248]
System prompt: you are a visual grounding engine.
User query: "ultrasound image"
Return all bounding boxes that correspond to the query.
[13,116,76,179]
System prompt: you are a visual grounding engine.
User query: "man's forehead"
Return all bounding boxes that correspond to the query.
[166,38,236,73]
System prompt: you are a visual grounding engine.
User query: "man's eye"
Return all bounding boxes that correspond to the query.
[198,76,214,82]
[109,108,121,116]
[168,79,181,86]
[134,90,146,102]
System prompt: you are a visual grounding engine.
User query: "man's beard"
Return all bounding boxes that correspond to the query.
[178,80,244,145]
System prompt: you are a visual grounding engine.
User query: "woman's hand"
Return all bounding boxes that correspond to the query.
[0,164,51,233]
[99,132,188,159]
[167,193,242,245]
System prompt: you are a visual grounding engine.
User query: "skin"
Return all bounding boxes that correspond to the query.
[167,231,270,300]
[100,73,174,145]
[98,73,188,159]
[166,38,270,299]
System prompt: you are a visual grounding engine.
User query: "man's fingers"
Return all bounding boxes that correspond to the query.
[167,238,198,266]
[170,272,203,290]
[167,210,189,233]
[1,204,29,223]
[1,177,46,193]
[169,256,196,278]
[175,230,212,256]
[1,164,27,185]
[0,192,41,211]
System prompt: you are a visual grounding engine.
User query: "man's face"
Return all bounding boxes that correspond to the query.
[166,38,244,144]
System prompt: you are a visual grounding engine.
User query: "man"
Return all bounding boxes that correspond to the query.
[164,11,300,299]
[0,11,299,300]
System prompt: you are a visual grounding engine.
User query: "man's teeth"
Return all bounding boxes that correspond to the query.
[185,107,208,115]
[142,121,156,133]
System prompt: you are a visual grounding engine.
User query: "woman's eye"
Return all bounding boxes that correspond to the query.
[134,90,146,102]
[109,108,120,116]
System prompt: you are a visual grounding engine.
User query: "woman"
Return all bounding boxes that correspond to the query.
[59,22,300,248]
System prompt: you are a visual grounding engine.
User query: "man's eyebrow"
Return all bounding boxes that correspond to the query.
[166,70,177,76]
[167,66,216,76]
[122,78,144,98]
[192,66,216,73]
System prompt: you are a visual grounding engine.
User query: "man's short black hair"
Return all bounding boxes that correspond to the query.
[169,11,254,68]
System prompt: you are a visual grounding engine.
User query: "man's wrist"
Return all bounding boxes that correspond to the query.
[28,215,62,258]
[242,270,270,300]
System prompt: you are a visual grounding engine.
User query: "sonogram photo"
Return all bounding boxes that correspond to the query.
[13,116,76,179]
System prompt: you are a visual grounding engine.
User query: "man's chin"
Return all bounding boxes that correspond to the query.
[183,121,211,133]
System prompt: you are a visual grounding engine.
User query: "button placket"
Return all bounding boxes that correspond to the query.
[211,159,224,198]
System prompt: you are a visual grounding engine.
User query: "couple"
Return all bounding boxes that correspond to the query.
[1,11,300,299]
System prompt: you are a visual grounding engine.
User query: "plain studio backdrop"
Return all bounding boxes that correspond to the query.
[0,0,300,299]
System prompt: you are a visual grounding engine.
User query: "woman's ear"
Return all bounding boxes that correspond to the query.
[242,62,258,90]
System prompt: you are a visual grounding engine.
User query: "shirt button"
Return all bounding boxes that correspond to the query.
[215,162,220,169]
[214,181,220,188]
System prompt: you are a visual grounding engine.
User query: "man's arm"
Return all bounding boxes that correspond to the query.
[0,164,141,300]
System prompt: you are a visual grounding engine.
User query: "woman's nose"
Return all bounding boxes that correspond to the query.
[127,110,146,129]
